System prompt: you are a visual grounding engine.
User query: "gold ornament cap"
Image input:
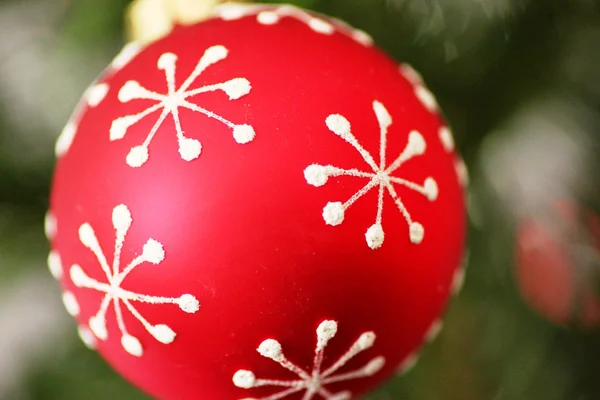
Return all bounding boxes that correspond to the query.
[126,0,237,44]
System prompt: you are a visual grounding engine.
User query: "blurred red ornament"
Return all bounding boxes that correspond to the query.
[515,201,600,329]
[46,4,467,399]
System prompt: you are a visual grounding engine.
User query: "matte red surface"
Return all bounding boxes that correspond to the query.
[49,6,466,400]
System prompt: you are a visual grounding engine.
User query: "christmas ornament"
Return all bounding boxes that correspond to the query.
[47,3,467,399]
[515,201,600,329]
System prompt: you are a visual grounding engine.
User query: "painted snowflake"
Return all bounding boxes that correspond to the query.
[304,101,438,249]
[111,45,255,167]
[69,204,200,356]
[233,320,385,400]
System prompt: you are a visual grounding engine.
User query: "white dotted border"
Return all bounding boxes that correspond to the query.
[397,61,470,374]
[111,42,142,70]
[47,250,63,280]
[399,63,440,113]
[44,211,57,241]
[54,42,141,160]
[397,250,469,376]
[55,81,112,159]
[78,325,97,350]
[46,213,97,351]
[213,3,373,46]
[400,64,470,190]
[62,291,80,317]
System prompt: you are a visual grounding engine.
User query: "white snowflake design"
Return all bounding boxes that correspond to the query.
[215,3,373,46]
[110,45,255,167]
[304,101,438,249]
[68,204,200,357]
[233,320,385,400]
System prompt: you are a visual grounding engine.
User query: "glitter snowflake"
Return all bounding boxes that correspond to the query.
[110,45,255,167]
[69,204,200,357]
[304,101,438,249]
[233,320,385,400]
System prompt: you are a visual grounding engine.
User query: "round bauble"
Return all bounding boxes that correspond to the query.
[516,201,600,329]
[47,3,467,399]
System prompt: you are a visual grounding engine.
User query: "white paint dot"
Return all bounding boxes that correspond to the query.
[44,212,57,240]
[415,85,439,112]
[223,77,251,100]
[409,222,424,244]
[278,5,298,15]
[157,52,177,70]
[365,356,385,375]
[55,121,77,157]
[308,18,334,34]
[118,81,143,103]
[366,224,385,249]
[78,223,96,248]
[304,164,328,187]
[85,83,109,107]
[323,202,345,226]
[150,324,176,344]
[455,157,469,187]
[330,15,374,46]
[330,392,352,400]
[398,353,419,375]
[112,204,132,232]
[439,126,455,152]
[426,319,444,342]
[373,101,392,128]
[142,239,165,264]
[233,124,255,144]
[233,370,256,388]
[62,291,80,316]
[178,294,200,313]
[177,137,202,162]
[112,42,141,70]
[217,4,247,20]
[257,11,279,25]
[424,178,439,201]
[70,264,86,287]
[122,334,143,357]
[127,145,149,167]
[400,64,423,85]
[352,29,374,46]
[258,339,283,361]
[89,315,108,340]
[316,320,338,349]
[407,130,426,156]
[110,116,135,141]
[47,251,63,279]
[204,45,228,64]
[452,267,466,295]
[78,326,96,350]
[326,114,351,137]
[356,331,376,350]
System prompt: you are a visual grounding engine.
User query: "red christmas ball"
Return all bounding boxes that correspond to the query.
[47,4,467,399]
[515,201,600,329]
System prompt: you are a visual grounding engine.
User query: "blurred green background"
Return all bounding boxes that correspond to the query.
[1,0,600,399]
